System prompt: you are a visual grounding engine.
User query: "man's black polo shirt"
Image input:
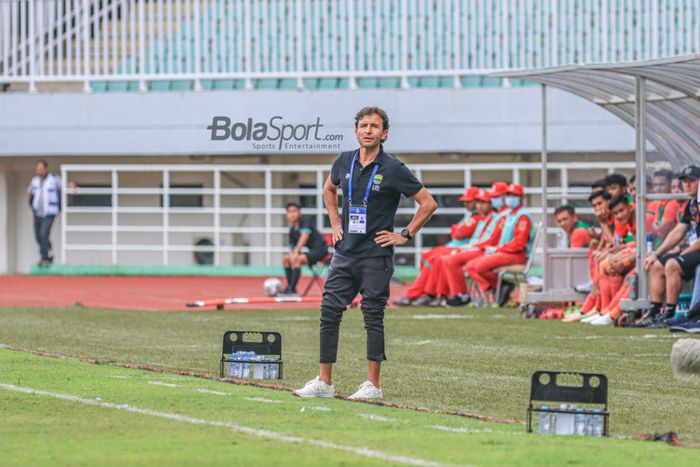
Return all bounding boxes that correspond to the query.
[330,147,423,257]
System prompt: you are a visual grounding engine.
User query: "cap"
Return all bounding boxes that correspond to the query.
[506,183,524,196]
[474,189,491,202]
[458,186,480,202]
[679,165,700,180]
[489,181,509,198]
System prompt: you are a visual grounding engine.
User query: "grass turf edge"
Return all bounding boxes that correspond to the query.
[0,343,518,425]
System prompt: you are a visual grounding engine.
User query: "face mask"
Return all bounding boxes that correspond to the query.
[505,196,521,209]
[491,197,504,210]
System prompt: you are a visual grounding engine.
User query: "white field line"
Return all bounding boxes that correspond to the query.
[148,381,179,388]
[301,406,331,412]
[244,397,282,404]
[358,413,398,423]
[196,389,229,396]
[432,425,493,434]
[0,383,451,467]
[411,314,473,320]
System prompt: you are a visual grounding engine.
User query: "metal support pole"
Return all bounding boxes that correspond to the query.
[540,84,549,292]
[622,76,651,311]
[635,77,648,300]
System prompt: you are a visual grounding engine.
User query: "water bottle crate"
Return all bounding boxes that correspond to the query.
[219,330,283,380]
[527,370,609,436]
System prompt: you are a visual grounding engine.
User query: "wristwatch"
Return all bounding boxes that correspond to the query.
[401,228,413,241]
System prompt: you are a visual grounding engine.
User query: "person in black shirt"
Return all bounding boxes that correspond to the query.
[293,106,437,400]
[643,165,700,326]
[282,202,329,295]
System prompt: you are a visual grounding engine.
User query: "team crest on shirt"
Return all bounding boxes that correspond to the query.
[518,220,528,230]
[372,174,383,191]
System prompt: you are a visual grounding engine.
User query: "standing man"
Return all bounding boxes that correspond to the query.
[27,160,61,266]
[293,106,437,400]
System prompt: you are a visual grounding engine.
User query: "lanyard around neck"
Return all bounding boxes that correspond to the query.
[348,150,380,206]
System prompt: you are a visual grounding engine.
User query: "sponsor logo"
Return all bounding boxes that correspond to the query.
[207,116,343,150]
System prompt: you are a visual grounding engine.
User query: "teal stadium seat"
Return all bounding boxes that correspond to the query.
[86,4,534,93]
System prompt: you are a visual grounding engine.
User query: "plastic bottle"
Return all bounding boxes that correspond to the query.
[646,234,654,255]
[614,234,622,247]
[258,355,270,379]
[574,408,586,435]
[242,351,253,378]
[227,353,236,377]
[591,409,604,436]
[537,406,551,434]
[268,360,278,380]
[556,230,567,249]
[554,404,575,435]
[232,351,242,378]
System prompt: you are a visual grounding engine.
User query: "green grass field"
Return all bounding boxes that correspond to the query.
[1,305,699,465]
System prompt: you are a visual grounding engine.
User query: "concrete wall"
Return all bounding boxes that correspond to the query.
[0,87,634,157]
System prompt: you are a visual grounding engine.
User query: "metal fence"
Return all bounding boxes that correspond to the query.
[60,161,637,267]
[1,0,699,91]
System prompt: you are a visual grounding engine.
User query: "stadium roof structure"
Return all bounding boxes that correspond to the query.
[496,54,700,167]
[495,54,700,306]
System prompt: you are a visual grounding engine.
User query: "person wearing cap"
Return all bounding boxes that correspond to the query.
[439,182,510,306]
[293,106,437,400]
[394,186,481,307]
[441,188,497,306]
[642,165,700,329]
[467,183,536,306]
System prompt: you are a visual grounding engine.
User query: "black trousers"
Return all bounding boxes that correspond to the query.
[319,252,394,363]
[33,214,55,261]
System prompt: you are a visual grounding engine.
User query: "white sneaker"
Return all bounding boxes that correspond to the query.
[348,381,383,400]
[590,314,614,326]
[292,376,336,398]
[581,313,601,324]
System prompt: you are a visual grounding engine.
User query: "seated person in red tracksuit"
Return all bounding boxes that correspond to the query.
[441,183,511,306]
[393,186,481,307]
[466,183,535,306]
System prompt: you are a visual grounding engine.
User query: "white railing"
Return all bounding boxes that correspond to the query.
[60,161,637,268]
[1,0,699,91]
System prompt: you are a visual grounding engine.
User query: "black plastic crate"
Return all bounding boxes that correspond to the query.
[527,370,609,436]
[219,331,283,380]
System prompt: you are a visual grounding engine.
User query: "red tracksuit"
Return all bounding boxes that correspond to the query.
[442,209,506,297]
[467,207,532,293]
[405,213,481,299]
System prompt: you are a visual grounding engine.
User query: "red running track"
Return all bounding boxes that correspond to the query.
[0,276,411,311]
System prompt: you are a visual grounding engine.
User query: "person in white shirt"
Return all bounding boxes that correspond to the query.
[27,160,61,266]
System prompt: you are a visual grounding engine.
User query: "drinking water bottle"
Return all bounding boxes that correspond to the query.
[591,410,604,436]
[574,409,586,435]
[537,407,551,434]
[233,351,243,378]
[268,361,278,380]
[646,234,653,254]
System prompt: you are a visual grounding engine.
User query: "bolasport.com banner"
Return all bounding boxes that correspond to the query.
[207,115,345,151]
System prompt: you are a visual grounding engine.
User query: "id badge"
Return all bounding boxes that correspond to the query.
[689,229,698,245]
[348,206,367,234]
